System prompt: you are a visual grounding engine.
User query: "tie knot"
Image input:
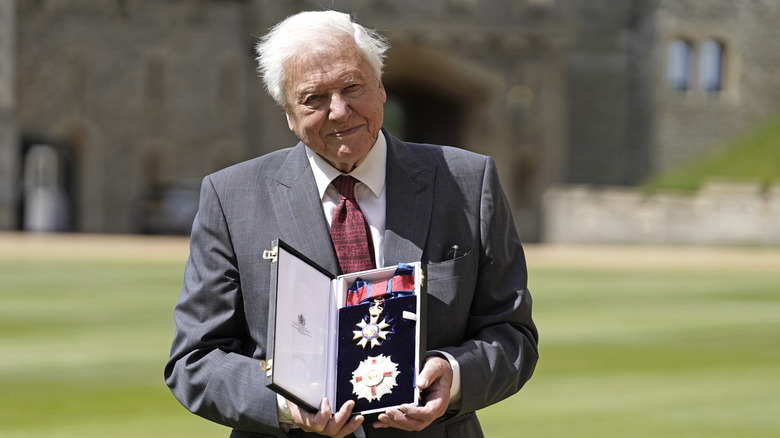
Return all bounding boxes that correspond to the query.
[333,175,357,200]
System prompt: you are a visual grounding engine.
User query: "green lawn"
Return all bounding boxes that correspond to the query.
[1,237,779,437]
[643,111,780,192]
[480,262,780,437]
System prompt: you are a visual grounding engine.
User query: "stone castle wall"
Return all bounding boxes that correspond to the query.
[653,0,780,173]
[3,0,780,238]
[0,0,18,229]
[542,181,780,245]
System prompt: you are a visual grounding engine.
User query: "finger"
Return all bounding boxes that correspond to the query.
[320,398,333,417]
[390,390,448,426]
[373,409,428,432]
[323,401,363,437]
[416,367,437,389]
[396,403,433,421]
[417,357,448,389]
[329,400,355,426]
[312,398,334,426]
[296,399,332,433]
[332,414,364,438]
[286,400,310,425]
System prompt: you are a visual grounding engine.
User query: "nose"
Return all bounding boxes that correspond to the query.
[329,93,351,121]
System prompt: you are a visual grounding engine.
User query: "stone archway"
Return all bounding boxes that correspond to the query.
[382,44,501,150]
[20,140,74,232]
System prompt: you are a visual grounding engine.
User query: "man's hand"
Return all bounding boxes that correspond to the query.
[372,356,453,431]
[287,398,364,438]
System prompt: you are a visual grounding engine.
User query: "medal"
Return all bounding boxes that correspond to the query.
[353,299,392,349]
[351,354,400,402]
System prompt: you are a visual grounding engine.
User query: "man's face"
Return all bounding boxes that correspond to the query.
[283,43,386,173]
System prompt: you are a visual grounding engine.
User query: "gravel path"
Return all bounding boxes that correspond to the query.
[3,232,779,271]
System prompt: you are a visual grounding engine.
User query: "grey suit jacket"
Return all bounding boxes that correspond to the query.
[165,130,538,438]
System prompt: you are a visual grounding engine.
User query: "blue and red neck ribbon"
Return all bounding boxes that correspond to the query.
[346,263,415,306]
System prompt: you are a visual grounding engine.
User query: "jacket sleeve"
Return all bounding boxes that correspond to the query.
[163,174,286,437]
[439,156,539,414]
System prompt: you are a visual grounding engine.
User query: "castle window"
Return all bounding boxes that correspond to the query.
[699,39,724,93]
[666,38,693,91]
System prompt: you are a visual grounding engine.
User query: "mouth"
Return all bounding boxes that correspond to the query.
[329,125,362,138]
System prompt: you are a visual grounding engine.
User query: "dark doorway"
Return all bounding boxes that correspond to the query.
[384,81,465,147]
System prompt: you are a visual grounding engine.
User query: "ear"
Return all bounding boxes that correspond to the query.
[378,79,387,104]
[285,112,296,132]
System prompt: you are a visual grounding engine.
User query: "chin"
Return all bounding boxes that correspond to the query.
[336,144,365,158]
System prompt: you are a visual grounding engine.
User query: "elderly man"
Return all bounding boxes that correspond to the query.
[165,10,538,438]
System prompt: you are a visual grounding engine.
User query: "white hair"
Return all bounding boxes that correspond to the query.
[255,10,390,108]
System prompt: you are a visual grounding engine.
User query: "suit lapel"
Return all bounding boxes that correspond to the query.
[266,143,339,275]
[265,134,435,272]
[383,132,435,266]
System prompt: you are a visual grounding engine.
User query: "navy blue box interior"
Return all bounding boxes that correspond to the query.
[336,295,419,412]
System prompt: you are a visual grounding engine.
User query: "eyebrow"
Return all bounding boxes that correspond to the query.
[293,73,362,103]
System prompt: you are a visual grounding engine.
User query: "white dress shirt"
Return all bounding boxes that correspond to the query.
[306,132,387,268]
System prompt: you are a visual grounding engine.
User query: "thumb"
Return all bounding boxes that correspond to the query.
[417,357,446,389]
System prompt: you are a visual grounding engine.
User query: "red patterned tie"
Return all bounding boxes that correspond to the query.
[330,175,376,275]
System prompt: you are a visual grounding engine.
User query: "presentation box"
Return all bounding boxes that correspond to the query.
[262,239,426,416]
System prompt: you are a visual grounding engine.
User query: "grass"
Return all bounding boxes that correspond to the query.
[480,261,780,438]
[643,111,780,192]
[2,235,780,437]
[0,256,227,437]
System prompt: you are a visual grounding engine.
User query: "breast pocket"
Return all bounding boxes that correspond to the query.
[424,247,479,348]
[427,249,476,283]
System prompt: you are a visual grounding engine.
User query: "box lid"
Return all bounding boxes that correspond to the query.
[265,239,336,412]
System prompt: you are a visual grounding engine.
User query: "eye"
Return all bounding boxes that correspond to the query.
[302,94,324,106]
[344,83,362,94]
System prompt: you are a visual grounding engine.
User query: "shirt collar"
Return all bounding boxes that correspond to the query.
[306,132,387,200]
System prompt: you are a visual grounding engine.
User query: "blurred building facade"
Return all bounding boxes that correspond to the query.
[1,0,780,240]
